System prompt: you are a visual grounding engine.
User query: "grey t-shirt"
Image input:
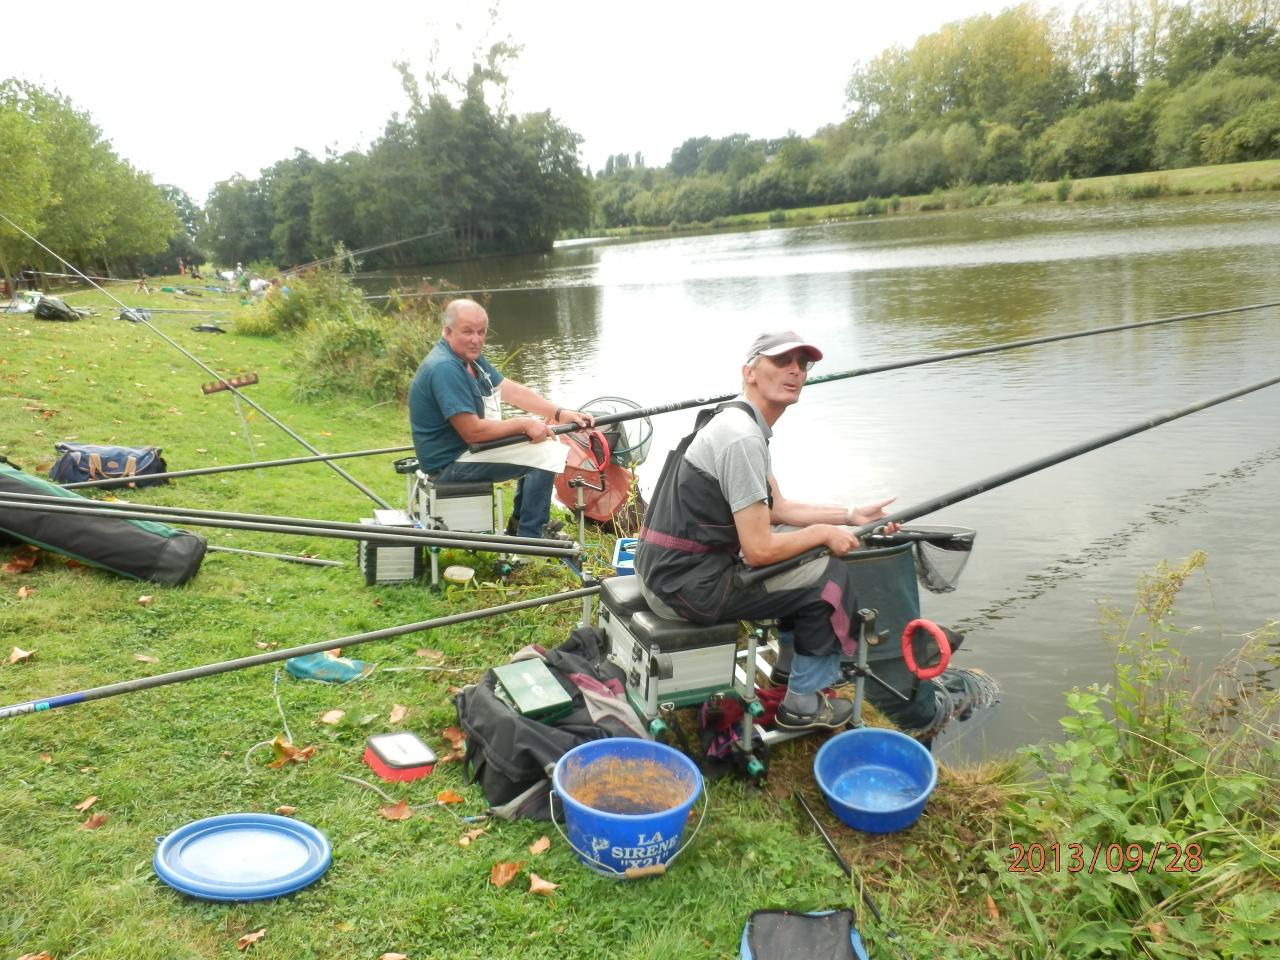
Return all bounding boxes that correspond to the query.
[684,398,773,514]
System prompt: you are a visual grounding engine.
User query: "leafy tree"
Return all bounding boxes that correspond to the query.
[1032,99,1151,178]
[942,121,981,183]
[978,123,1028,183]
[877,129,948,196]
[1153,64,1279,167]
[0,96,51,284]
[668,176,731,224]
[203,175,273,267]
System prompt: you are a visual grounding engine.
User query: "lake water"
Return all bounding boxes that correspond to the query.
[387,195,1280,756]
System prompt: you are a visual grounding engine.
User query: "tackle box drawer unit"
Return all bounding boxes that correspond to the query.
[598,576,741,716]
[357,510,422,585]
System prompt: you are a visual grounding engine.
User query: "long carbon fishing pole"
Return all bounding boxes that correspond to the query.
[0,585,600,720]
[63,445,414,489]
[741,369,1280,586]
[0,211,392,510]
[0,490,572,549]
[0,497,579,556]
[469,300,1280,454]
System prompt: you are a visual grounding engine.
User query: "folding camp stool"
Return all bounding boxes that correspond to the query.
[395,457,505,587]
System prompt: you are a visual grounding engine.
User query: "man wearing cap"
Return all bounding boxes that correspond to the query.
[634,331,897,731]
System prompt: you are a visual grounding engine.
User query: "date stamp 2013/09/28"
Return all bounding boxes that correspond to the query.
[1007,842,1203,874]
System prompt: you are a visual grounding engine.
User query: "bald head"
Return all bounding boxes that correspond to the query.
[443,298,487,331]
[442,298,489,364]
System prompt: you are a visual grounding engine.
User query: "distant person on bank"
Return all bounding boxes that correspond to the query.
[634,331,898,732]
[408,298,593,539]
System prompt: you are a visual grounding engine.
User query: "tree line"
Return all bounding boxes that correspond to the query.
[5,1,1278,282]
[0,81,188,289]
[592,0,1280,228]
[202,43,592,273]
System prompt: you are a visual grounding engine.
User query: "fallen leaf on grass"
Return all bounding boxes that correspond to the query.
[490,861,523,887]
[379,799,414,821]
[380,954,409,960]
[1147,921,1167,943]
[17,952,54,960]
[985,893,1000,921]
[39,753,51,763]
[81,812,108,830]
[9,647,34,664]
[436,789,464,804]
[265,735,317,769]
[134,654,159,664]
[3,553,38,574]
[529,836,551,855]
[528,873,559,896]
[388,704,408,724]
[65,559,84,570]
[17,585,35,599]
[415,648,444,661]
[254,641,271,650]
[437,750,464,764]
[137,595,154,607]
[458,828,487,847]
[74,795,98,812]
[275,806,297,816]
[440,726,465,750]
[319,709,345,725]
[236,927,267,950]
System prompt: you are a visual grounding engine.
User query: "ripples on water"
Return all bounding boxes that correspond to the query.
[379,195,1280,755]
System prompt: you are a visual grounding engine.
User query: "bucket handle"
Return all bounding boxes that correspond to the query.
[548,786,709,879]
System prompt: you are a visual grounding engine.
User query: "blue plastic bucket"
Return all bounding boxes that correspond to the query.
[813,728,937,834]
[552,738,703,878]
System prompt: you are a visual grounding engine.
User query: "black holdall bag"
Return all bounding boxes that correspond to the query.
[48,442,169,488]
[0,457,205,585]
[33,296,81,321]
[454,626,643,821]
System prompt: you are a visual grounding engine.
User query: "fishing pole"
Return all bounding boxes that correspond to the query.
[795,792,911,960]
[468,300,1280,454]
[0,585,600,720]
[0,490,574,549]
[205,544,344,567]
[62,445,414,489]
[0,210,393,510]
[0,498,579,556]
[288,226,455,275]
[741,369,1280,587]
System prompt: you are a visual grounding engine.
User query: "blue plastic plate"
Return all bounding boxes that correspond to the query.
[154,813,332,901]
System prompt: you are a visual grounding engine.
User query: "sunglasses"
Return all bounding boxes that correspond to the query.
[759,351,814,373]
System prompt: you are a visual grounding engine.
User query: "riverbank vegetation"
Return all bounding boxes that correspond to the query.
[2,294,1277,958]
[590,0,1280,229]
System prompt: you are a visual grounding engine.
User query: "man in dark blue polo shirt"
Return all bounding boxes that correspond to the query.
[408,299,592,539]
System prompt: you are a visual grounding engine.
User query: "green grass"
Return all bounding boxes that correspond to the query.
[2,285,1276,959]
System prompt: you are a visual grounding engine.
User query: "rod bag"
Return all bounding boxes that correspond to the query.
[0,459,205,585]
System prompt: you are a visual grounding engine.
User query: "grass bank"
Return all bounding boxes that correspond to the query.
[1,284,1276,958]
[599,158,1280,237]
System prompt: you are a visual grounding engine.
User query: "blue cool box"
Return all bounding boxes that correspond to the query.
[612,538,638,576]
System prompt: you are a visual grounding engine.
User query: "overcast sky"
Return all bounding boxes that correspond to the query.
[5,0,1022,203]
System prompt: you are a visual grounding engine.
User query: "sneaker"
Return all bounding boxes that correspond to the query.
[774,692,855,732]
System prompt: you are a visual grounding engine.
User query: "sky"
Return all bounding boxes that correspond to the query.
[4,0,1022,203]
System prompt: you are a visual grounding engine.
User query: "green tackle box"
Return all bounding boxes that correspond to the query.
[492,660,574,723]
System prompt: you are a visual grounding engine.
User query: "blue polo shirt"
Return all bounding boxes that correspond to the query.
[408,338,505,473]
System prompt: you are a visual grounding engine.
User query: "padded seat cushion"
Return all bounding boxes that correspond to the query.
[631,610,740,652]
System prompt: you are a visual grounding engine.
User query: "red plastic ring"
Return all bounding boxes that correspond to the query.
[901,618,951,681]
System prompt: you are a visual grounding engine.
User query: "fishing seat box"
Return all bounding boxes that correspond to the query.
[357,510,422,585]
[598,576,740,715]
[397,459,505,587]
